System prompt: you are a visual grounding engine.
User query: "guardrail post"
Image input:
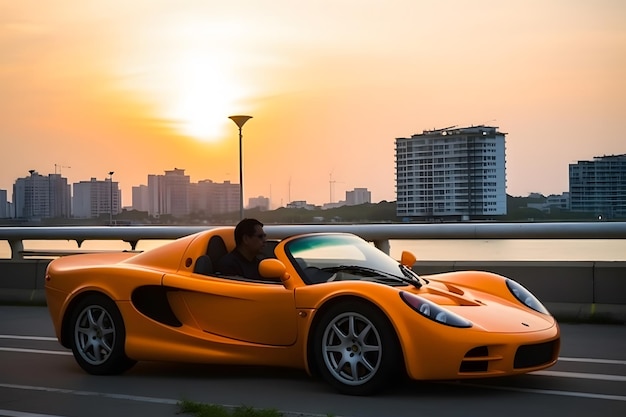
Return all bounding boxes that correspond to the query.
[372,239,390,255]
[8,239,24,261]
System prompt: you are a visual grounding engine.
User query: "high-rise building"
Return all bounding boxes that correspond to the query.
[0,189,8,218]
[13,171,71,219]
[163,168,191,218]
[145,168,191,218]
[131,184,149,212]
[248,195,270,211]
[73,177,121,219]
[209,180,240,215]
[395,125,507,220]
[569,154,626,219]
[191,180,240,216]
[346,188,371,206]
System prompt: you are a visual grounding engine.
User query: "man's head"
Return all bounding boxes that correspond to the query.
[234,218,266,257]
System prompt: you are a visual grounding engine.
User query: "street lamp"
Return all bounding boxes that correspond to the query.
[108,171,114,225]
[228,115,252,221]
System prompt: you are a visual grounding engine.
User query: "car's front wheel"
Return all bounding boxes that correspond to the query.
[69,294,136,375]
[313,301,402,395]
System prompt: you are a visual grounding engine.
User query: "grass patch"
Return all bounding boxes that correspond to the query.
[178,399,284,417]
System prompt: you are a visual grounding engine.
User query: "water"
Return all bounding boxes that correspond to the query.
[389,239,626,262]
[1,238,625,261]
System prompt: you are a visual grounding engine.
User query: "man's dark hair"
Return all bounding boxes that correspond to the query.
[234,218,264,246]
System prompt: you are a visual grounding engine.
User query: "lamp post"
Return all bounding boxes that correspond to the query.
[228,115,252,221]
[108,171,114,225]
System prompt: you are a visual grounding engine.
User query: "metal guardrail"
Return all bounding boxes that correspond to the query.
[1,222,625,260]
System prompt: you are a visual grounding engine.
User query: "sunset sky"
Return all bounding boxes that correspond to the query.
[1,0,624,208]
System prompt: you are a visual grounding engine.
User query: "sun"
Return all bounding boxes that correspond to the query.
[165,54,250,141]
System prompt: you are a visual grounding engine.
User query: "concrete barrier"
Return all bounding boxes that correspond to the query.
[0,260,49,304]
[1,259,625,323]
[415,261,626,304]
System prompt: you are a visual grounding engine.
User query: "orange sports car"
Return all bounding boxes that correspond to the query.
[45,227,560,395]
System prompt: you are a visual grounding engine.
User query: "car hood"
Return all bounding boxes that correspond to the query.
[411,282,556,333]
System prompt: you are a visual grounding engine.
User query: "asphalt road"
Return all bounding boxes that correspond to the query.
[0,306,625,417]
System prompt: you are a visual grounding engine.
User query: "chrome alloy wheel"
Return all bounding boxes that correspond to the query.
[321,311,383,386]
[74,304,116,365]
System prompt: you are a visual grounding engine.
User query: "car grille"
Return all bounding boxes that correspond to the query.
[514,340,558,369]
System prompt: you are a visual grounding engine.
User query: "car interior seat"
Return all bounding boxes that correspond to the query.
[194,235,228,276]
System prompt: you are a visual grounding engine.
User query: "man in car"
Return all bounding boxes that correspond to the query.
[218,218,267,279]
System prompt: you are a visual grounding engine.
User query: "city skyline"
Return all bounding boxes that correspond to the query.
[3,153,625,219]
[2,168,374,220]
[1,157,581,211]
[1,1,624,207]
[3,162,377,209]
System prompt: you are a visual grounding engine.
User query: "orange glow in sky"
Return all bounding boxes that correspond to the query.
[1,1,625,208]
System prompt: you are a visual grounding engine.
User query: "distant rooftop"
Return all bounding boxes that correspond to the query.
[417,125,504,137]
[592,154,626,160]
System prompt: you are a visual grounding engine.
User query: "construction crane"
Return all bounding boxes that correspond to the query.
[54,164,71,175]
[328,171,344,204]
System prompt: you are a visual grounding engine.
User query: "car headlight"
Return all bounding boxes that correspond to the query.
[400,292,472,328]
[506,279,550,315]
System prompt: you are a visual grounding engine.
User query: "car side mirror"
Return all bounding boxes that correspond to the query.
[259,258,293,289]
[400,251,417,267]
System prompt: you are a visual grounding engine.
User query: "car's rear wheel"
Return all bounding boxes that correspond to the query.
[69,294,136,375]
[313,300,402,395]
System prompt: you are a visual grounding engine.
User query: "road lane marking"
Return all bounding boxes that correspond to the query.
[0,383,178,405]
[0,410,67,417]
[532,370,626,382]
[0,336,57,341]
[2,338,626,401]
[462,382,626,402]
[0,348,71,356]
[559,357,626,366]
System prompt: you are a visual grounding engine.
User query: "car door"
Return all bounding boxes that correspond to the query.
[162,273,298,346]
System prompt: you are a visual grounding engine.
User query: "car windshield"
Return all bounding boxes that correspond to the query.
[286,234,413,286]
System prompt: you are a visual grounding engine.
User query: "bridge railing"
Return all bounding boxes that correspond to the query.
[2,222,626,259]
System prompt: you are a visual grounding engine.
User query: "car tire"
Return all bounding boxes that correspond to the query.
[69,294,136,375]
[313,300,402,395]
